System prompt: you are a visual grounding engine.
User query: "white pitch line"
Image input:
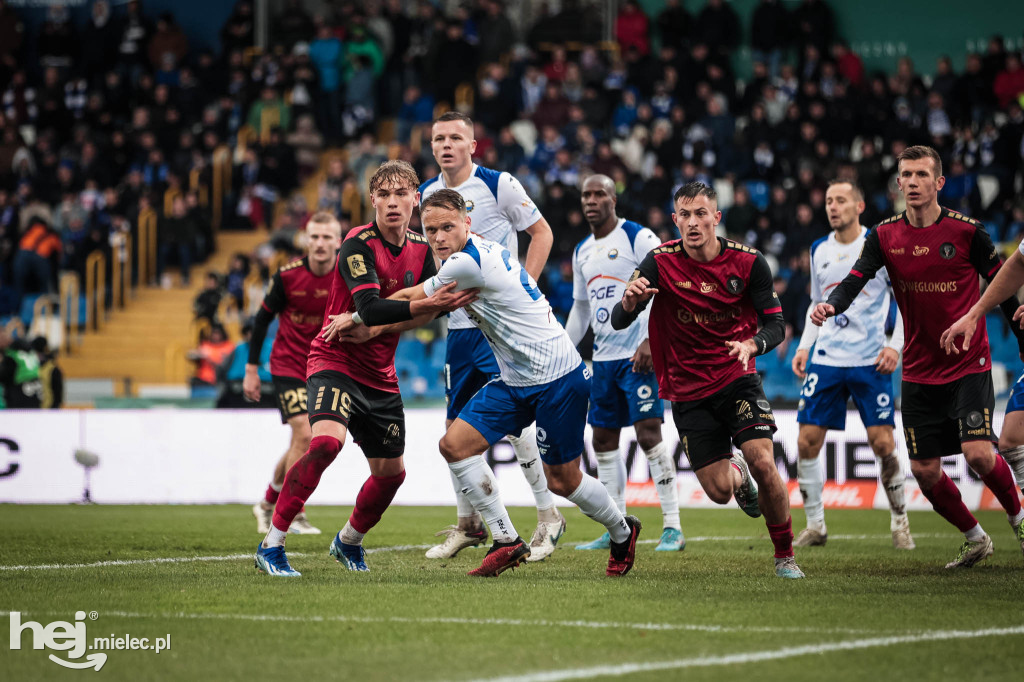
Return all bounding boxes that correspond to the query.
[0,609,880,636]
[0,533,957,572]
[468,625,1024,682]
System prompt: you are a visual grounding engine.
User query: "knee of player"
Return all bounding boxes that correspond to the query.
[546,475,575,498]
[796,432,823,456]
[998,435,1023,453]
[307,435,342,461]
[438,434,461,462]
[962,443,996,470]
[635,430,662,453]
[292,424,313,451]
[867,434,894,457]
[591,434,618,453]
[909,460,941,486]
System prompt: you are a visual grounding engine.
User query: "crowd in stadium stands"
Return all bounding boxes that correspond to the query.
[1,0,1024,402]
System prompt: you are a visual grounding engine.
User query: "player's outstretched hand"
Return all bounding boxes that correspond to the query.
[874,347,899,375]
[621,277,658,312]
[726,339,757,371]
[809,303,834,327]
[427,280,479,313]
[321,312,357,343]
[938,312,979,356]
[242,365,262,402]
[791,348,808,379]
[630,339,654,374]
[337,324,378,345]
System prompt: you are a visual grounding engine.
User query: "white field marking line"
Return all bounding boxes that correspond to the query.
[469,625,1024,682]
[0,609,881,636]
[0,534,958,571]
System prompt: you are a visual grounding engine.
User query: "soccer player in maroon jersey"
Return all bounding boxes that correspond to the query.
[813,145,1024,568]
[245,212,342,536]
[611,182,804,579]
[254,161,477,577]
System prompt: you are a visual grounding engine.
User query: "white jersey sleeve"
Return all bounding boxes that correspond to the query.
[571,239,589,302]
[423,251,485,295]
[497,172,542,233]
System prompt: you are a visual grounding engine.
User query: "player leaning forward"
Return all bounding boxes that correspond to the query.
[813,145,1024,568]
[386,188,642,577]
[792,180,913,549]
[611,182,804,579]
[255,161,476,577]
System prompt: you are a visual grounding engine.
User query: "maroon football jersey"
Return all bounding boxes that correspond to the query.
[828,209,1005,384]
[635,238,782,401]
[260,257,332,380]
[306,223,435,392]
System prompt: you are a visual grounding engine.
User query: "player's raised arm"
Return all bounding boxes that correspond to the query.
[821,227,886,321]
[611,251,660,329]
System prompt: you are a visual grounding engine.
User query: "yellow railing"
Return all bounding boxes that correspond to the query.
[137,207,157,286]
[165,341,187,383]
[111,232,132,309]
[84,251,106,331]
[212,144,231,231]
[59,272,80,354]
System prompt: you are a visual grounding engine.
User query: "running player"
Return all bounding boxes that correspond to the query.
[612,182,805,579]
[420,111,566,562]
[246,212,342,536]
[814,145,1024,567]
[791,180,914,549]
[0,328,42,409]
[369,189,641,577]
[565,174,684,552]
[254,161,477,577]
[941,231,1024,504]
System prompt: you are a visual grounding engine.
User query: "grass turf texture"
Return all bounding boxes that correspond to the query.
[1,505,1022,681]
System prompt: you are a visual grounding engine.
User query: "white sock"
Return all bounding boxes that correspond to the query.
[449,470,478,518]
[1010,508,1024,526]
[508,425,556,512]
[449,455,518,543]
[643,441,680,530]
[999,446,1024,492]
[965,523,986,542]
[567,473,630,543]
[339,520,365,545]
[595,449,627,514]
[878,452,907,519]
[262,525,288,549]
[797,455,825,528]
[270,481,283,493]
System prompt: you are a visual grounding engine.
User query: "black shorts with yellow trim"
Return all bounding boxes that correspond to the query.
[670,373,778,471]
[306,370,405,459]
[901,371,995,460]
[272,375,308,424]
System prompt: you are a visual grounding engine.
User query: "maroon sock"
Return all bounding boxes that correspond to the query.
[349,470,407,534]
[263,484,279,505]
[981,455,1022,516]
[921,473,978,532]
[766,517,794,559]
[272,436,341,532]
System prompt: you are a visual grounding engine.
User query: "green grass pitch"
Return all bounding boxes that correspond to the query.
[1,504,1022,681]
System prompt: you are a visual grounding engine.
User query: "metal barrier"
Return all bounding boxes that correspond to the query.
[137,207,158,286]
[59,272,80,354]
[111,232,132,309]
[84,251,106,331]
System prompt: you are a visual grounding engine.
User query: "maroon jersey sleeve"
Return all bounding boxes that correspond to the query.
[969,223,1024,351]
[248,271,286,365]
[339,236,413,326]
[825,227,885,314]
[748,252,785,355]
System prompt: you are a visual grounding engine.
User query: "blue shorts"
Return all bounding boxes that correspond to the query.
[458,362,591,465]
[796,362,895,430]
[445,327,500,421]
[588,358,664,429]
[1007,369,1024,414]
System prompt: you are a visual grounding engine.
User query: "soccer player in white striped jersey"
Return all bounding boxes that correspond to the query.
[791,180,914,549]
[565,174,684,552]
[420,111,566,562]
[382,189,642,577]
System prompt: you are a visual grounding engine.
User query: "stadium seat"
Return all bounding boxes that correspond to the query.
[743,180,770,211]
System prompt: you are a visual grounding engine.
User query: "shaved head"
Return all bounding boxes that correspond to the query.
[582,174,615,195]
[581,174,618,234]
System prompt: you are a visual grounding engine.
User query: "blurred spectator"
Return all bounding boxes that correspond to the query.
[792,0,834,56]
[187,323,233,392]
[147,12,188,73]
[750,0,789,78]
[274,0,314,51]
[657,0,691,51]
[221,1,255,55]
[13,218,61,302]
[694,0,740,57]
[396,84,434,144]
[431,20,477,106]
[30,336,63,409]
[158,195,195,286]
[0,328,40,409]
[309,23,344,143]
[994,53,1024,110]
[247,86,291,143]
[193,271,222,323]
[116,0,153,84]
[615,1,650,57]
[478,0,516,65]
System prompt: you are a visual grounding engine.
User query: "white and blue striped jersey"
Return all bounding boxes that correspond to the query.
[572,219,661,362]
[798,226,904,367]
[423,234,580,387]
[419,164,543,331]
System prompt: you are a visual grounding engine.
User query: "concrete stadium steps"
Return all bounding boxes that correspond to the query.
[62,228,270,388]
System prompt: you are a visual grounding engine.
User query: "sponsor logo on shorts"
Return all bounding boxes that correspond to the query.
[736,400,752,419]
[798,398,805,411]
[537,428,547,442]
[756,399,770,411]
[638,385,653,399]
[877,393,891,407]
[582,366,592,380]
[752,424,772,432]
[940,242,956,259]
[966,411,984,428]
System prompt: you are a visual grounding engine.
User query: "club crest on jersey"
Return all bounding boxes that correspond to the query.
[940,243,956,259]
[404,270,414,287]
[608,249,619,260]
[835,313,849,327]
[913,245,929,256]
[347,254,367,278]
[595,307,609,323]
[700,282,718,294]
[464,200,475,213]
[726,276,744,294]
